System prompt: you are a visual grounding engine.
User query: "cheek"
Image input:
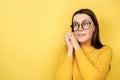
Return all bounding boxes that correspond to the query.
[86,27,94,39]
[86,28,95,38]
[87,31,94,38]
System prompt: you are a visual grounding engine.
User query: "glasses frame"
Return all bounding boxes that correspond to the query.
[71,20,91,31]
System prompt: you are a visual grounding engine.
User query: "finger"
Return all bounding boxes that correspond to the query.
[64,32,70,39]
[69,33,75,38]
[64,32,72,40]
[65,33,74,41]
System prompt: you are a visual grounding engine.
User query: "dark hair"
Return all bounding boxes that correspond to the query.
[71,9,103,49]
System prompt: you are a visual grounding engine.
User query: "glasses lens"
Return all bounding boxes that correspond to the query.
[82,20,90,30]
[72,20,91,31]
[73,22,79,31]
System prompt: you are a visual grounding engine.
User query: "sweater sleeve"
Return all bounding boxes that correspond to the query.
[56,46,73,80]
[75,46,112,80]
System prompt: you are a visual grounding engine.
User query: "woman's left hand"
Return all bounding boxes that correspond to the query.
[70,33,80,50]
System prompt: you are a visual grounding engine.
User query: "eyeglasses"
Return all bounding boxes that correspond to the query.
[71,20,91,31]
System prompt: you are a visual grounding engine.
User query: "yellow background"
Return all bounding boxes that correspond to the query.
[0,0,120,80]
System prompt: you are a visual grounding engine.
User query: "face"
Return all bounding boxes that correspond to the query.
[73,13,95,46]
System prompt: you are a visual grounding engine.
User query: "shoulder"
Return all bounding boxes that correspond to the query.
[101,45,112,52]
[99,45,113,56]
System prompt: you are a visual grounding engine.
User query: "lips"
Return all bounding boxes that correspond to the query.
[77,34,86,36]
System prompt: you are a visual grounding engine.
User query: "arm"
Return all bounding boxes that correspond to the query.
[56,46,73,80]
[75,46,112,80]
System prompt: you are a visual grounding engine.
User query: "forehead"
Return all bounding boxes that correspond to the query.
[73,13,92,23]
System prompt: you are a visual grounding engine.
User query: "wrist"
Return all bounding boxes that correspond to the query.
[67,48,73,56]
[75,45,80,50]
[67,52,73,56]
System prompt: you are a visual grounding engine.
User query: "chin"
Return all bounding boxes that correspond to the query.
[77,37,92,46]
[77,38,87,43]
[76,34,88,42]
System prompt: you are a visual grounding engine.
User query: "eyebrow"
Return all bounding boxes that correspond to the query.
[73,19,91,23]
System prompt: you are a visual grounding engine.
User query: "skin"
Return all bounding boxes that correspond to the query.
[64,13,95,56]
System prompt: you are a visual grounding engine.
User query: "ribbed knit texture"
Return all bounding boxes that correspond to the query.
[56,46,112,80]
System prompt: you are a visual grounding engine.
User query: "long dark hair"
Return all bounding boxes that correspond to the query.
[71,9,103,49]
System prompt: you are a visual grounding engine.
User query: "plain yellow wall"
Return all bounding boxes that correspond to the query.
[0,0,120,80]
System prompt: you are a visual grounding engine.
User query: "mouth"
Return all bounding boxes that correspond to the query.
[77,34,86,37]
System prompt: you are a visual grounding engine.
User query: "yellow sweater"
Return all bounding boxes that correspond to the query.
[56,46,112,80]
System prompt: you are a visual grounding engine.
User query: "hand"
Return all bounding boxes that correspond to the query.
[70,33,80,50]
[64,32,74,56]
[64,32,74,50]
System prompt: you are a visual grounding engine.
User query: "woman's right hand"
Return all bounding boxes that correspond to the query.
[64,32,74,56]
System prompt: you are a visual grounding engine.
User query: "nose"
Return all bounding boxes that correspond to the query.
[78,25,83,31]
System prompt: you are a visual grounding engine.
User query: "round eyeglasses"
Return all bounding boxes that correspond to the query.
[71,20,91,31]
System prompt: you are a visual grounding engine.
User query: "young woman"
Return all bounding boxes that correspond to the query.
[56,9,112,80]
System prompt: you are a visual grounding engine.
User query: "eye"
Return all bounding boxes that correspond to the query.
[82,20,89,26]
[73,22,79,27]
[81,20,91,30]
[73,22,79,30]
[73,23,79,27]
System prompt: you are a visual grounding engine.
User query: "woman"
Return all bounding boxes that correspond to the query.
[56,9,112,80]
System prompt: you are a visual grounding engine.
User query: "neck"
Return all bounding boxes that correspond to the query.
[80,39,91,46]
[81,42,90,46]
